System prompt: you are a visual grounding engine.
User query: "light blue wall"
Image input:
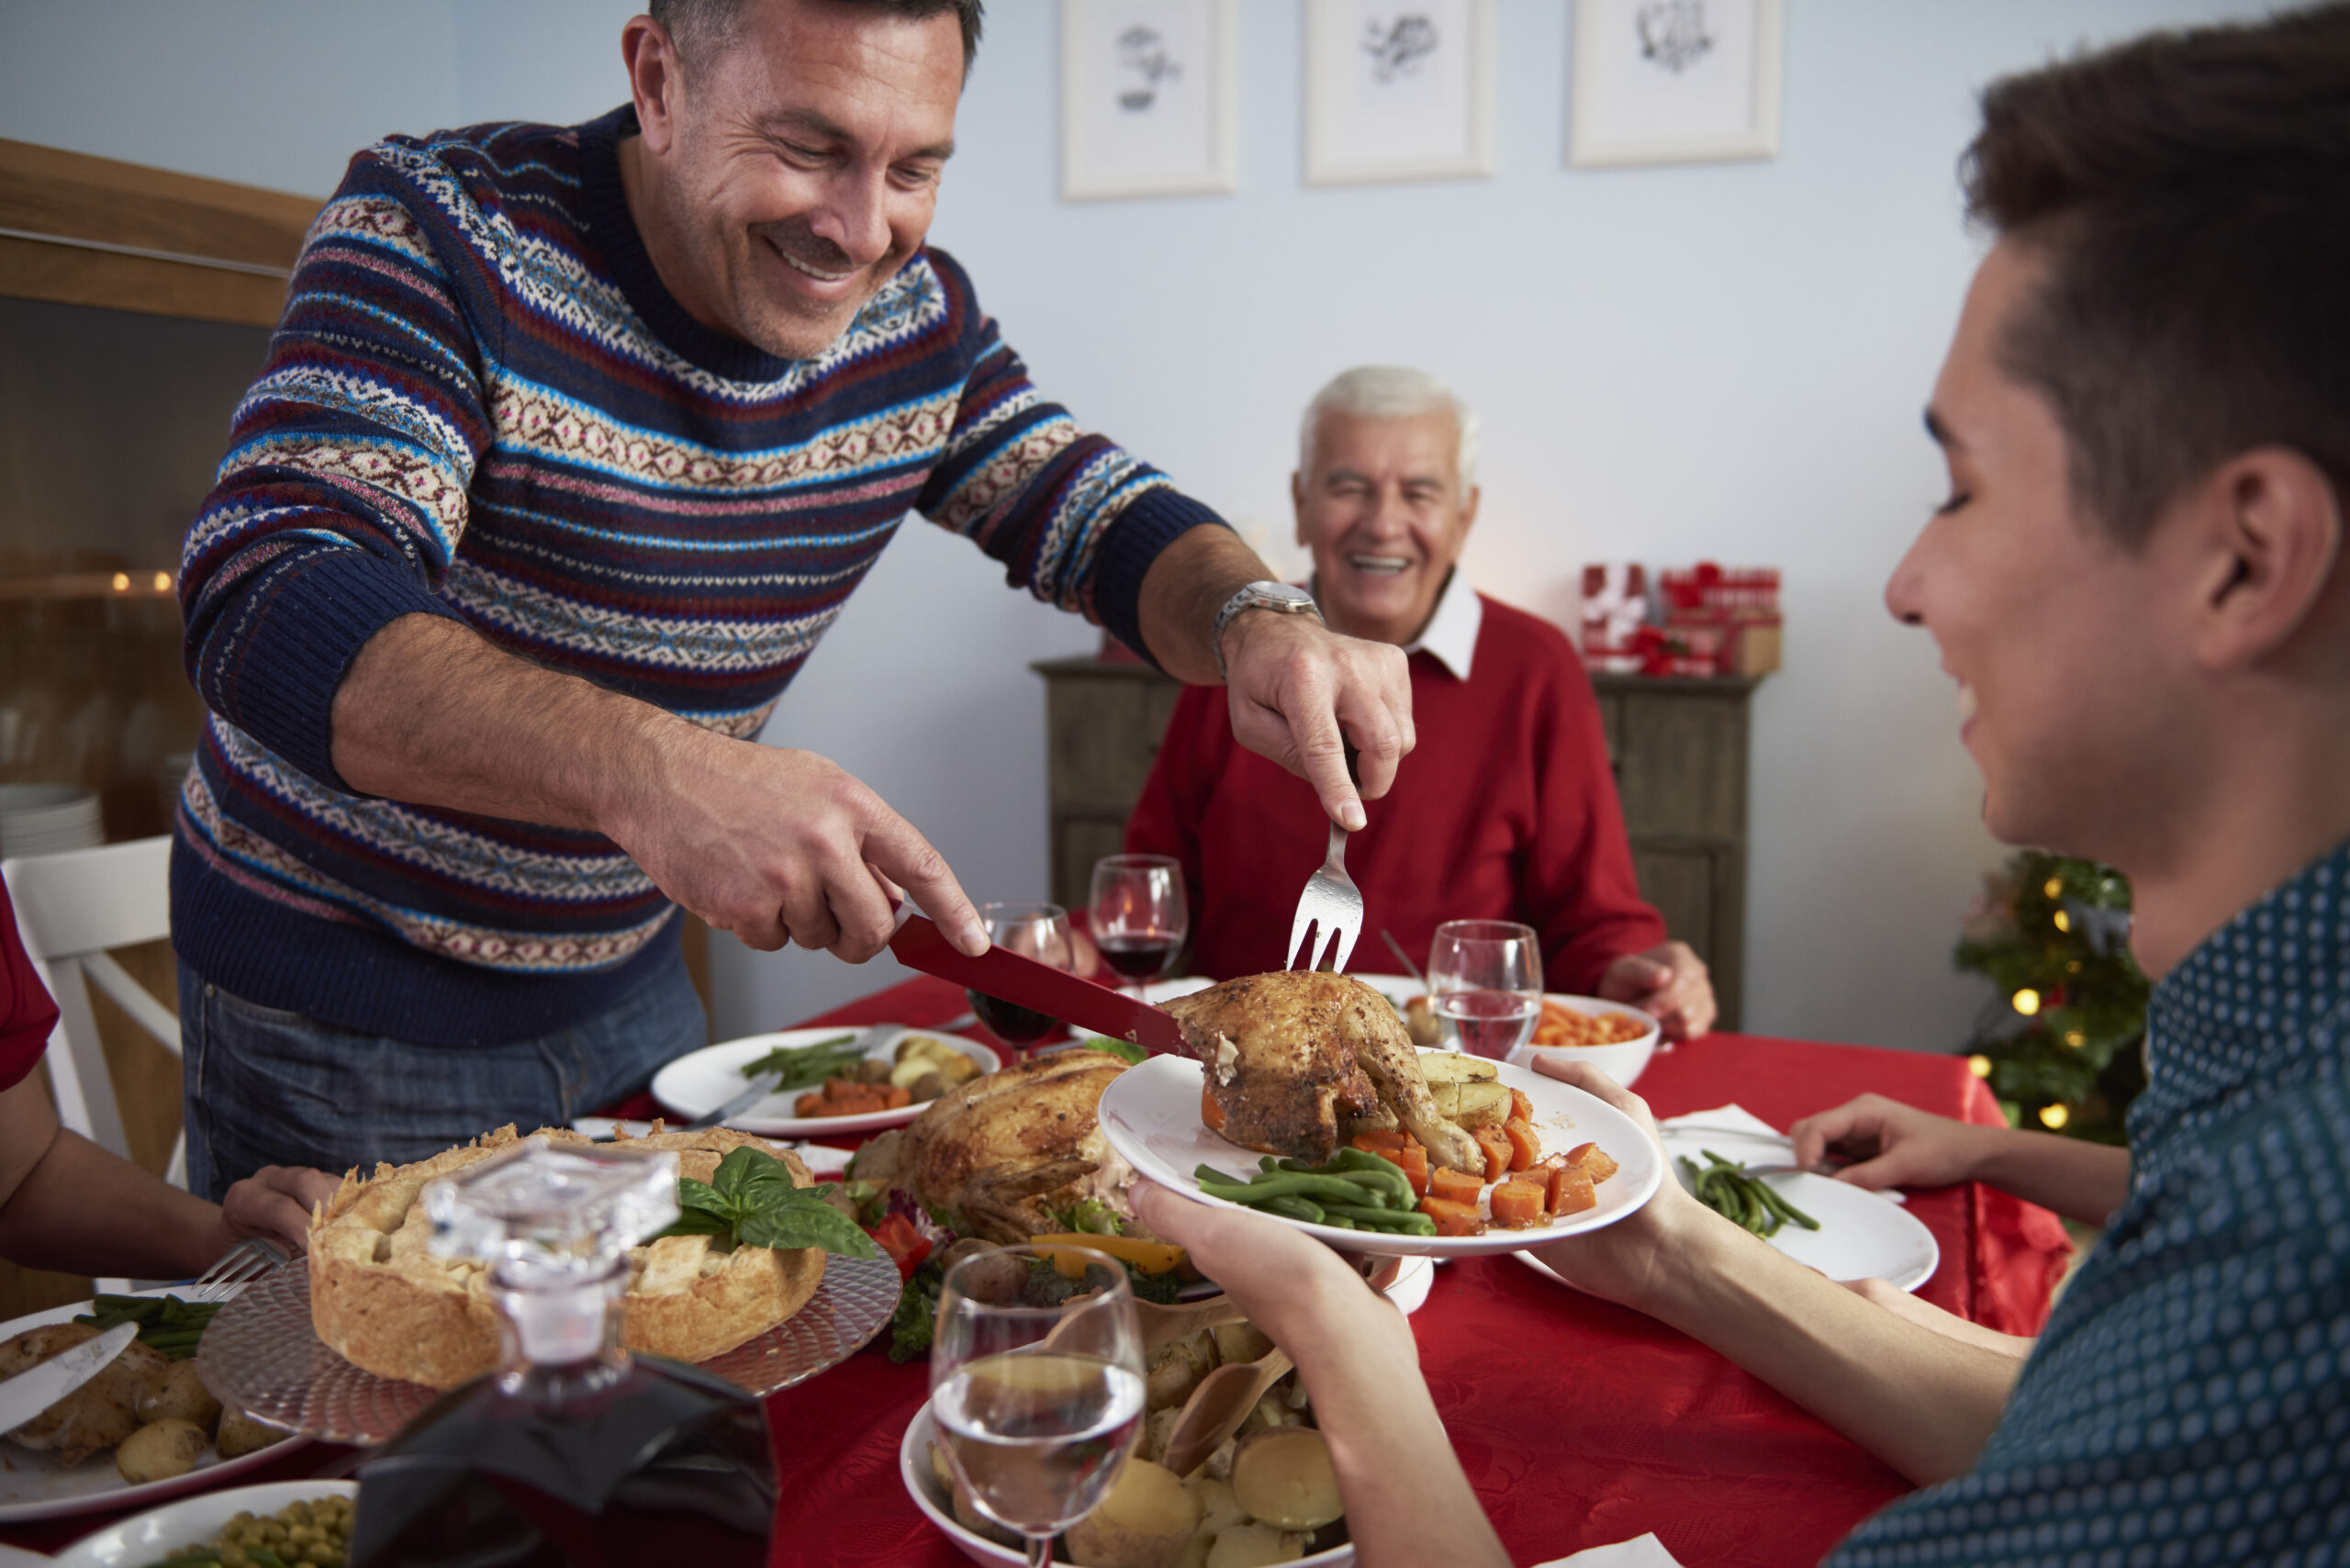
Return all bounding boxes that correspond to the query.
[1,0,2268,1049]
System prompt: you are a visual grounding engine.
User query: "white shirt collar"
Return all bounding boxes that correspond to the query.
[1405,568,1481,680]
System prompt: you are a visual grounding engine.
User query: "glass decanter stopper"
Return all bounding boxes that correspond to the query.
[348,1137,778,1567]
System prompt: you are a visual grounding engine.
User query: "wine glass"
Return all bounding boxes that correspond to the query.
[1088,854,1188,1001]
[967,902,1076,1058]
[930,1245,1147,1568]
[1427,918,1543,1060]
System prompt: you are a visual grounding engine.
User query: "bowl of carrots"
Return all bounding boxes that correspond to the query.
[1505,995,1660,1089]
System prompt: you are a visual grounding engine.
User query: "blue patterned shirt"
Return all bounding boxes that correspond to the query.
[1831,841,2350,1566]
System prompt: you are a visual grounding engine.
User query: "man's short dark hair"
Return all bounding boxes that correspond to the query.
[1961,3,2350,546]
[651,0,984,79]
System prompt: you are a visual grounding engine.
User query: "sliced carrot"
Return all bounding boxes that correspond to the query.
[1509,1088,1535,1125]
[1502,1116,1543,1171]
[1473,1128,1515,1183]
[1565,1142,1620,1183]
[1350,1128,1407,1155]
[1391,1141,1431,1198]
[1201,1085,1227,1131]
[883,1083,912,1110]
[1490,1180,1547,1228]
[822,1076,865,1103]
[1428,1165,1485,1204]
[1549,1165,1596,1217]
[794,1091,826,1117]
[1417,1195,1484,1238]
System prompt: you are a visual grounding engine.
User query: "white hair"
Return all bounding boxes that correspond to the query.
[1298,365,1480,490]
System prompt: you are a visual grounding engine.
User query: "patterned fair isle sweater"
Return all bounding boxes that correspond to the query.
[172,106,1216,1046]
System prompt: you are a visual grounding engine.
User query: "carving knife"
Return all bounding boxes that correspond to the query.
[0,1320,140,1435]
[888,907,1188,1058]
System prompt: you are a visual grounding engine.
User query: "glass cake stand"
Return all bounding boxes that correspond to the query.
[198,1255,902,1446]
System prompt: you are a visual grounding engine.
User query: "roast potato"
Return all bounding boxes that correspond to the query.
[214,1405,289,1459]
[116,1417,207,1484]
[135,1359,223,1431]
[1065,1457,1202,1568]
[1416,1051,1499,1085]
[1230,1428,1343,1531]
[1203,1523,1306,1568]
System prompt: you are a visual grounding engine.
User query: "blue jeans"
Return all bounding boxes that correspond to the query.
[179,952,707,1201]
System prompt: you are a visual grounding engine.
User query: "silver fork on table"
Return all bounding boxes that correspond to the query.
[1286,746,1364,973]
[189,1237,289,1303]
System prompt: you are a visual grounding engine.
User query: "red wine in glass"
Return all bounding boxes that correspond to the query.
[968,989,1058,1047]
[1097,934,1180,981]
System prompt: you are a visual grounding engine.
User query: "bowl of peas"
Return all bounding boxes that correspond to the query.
[47,1482,357,1568]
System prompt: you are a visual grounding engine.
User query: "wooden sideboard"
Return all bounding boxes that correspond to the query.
[1032,656,1761,1029]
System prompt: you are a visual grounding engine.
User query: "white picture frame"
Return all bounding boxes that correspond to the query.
[1060,0,1240,201]
[1304,0,1498,187]
[1568,0,1785,168]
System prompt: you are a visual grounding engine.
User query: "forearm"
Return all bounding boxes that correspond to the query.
[1280,1278,1509,1568]
[1133,523,1280,683]
[1613,1211,2021,1484]
[1970,1126,2132,1226]
[0,1128,229,1281]
[330,612,695,831]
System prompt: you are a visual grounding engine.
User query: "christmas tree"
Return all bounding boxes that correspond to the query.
[1953,849,2148,1144]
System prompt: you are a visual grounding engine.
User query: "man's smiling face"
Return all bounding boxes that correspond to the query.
[631,0,963,360]
[1293,408,1480,646]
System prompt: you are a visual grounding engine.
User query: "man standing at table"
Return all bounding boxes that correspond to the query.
[1128,366,1716,1036]
[1140,6,2350,1564]
[168,0,1412,1196]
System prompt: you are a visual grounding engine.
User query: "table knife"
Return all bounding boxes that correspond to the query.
[0,1320,139,1434]
[889,907,1188,1057]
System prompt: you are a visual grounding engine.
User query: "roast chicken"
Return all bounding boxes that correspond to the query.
[855,1052,1136,1243]
[0,1321,173,1466]
[1168,971,1486,1174]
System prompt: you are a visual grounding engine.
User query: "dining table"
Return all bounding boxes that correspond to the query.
[0,973,2075,1568]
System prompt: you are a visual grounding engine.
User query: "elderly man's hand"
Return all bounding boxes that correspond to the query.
[1601,939,1716,1040]
[1221,610,1416,830]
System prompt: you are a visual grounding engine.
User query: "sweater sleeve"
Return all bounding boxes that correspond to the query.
[179,139,492,795]
[912,250,1225,666]
[1521,636,1669,994]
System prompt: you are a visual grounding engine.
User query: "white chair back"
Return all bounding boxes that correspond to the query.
[3,838,184,1218]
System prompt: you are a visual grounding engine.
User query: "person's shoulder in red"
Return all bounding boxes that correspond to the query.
[0,880,59,1093]
[1471,593,1597,693]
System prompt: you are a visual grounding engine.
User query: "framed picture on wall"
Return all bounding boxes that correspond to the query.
[1060,0,1239,201]
[1568,0,1785,168]
[1304,0,1498,186]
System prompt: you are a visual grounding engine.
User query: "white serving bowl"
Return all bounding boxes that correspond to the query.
[1505,994,1661,1089]
[901,1401,1352,1567]
[49,1480,359,1567]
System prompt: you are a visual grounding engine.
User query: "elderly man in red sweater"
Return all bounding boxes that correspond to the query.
[1125,366,1716,1038]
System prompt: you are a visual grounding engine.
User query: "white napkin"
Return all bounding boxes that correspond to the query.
[1660,1104,1905,1204]
[1534,1532,1686,1568]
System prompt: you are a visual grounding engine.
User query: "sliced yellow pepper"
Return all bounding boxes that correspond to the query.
[1028,1233,1188,1276]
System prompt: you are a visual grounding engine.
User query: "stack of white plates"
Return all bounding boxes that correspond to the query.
[0,783,104,857]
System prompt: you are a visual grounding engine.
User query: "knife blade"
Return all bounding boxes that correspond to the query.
[0,1320,140,1434]
[889,909,1189,1057]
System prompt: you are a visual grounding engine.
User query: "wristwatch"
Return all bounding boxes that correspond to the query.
[1211,581,1323,683]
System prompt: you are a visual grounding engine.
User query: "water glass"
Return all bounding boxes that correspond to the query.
[929,1245,1147,1567]
[1427,918,1542,1059]
[1088,854,1188,999]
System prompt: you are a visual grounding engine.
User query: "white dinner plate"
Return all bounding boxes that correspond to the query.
[651,1025,1000,1137]
[47,1479,357,1566]
[0,1293,308,1523]
[1516,1137,1941,1294]
[1098,1054,1662,1258]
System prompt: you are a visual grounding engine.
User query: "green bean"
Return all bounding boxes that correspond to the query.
[1316,1204,1438,1235]
[1259,1195,1326,1224]
[1278,1151,1415,1209]
[1753,1181,1820,1232]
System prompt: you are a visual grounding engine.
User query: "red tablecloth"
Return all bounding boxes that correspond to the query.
[5,980,2072,1567]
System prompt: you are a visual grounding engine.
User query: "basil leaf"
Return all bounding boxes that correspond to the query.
[737,1191,881,1259]
[649,1207,733,1242]
[676,1176,733,1219]
[712,1146,793,1213]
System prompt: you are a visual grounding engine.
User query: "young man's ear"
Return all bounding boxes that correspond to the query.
[2190,447,2343,672]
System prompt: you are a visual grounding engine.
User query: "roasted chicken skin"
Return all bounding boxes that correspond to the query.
[0,1322,173,1466]
[856,1052,1135,1243]
[1168,971,1485,1174]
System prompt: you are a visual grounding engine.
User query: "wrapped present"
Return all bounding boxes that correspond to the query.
[1659,563,1782,677]
[1580,563,1650,673]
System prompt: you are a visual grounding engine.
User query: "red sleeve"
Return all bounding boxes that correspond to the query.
[1518,632,1668,994]
[0,881,60,1093]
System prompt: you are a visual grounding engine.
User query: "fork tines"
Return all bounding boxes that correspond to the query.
[190,1236,290,1303]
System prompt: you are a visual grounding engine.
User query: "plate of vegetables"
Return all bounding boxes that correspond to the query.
[45,1480,355,1567]
[1098,1052,1664,1258]
[652,1026,1001,1137]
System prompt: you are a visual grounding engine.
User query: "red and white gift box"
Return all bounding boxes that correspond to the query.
[1660,563,1782,678]
[1580,563,1649,673]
